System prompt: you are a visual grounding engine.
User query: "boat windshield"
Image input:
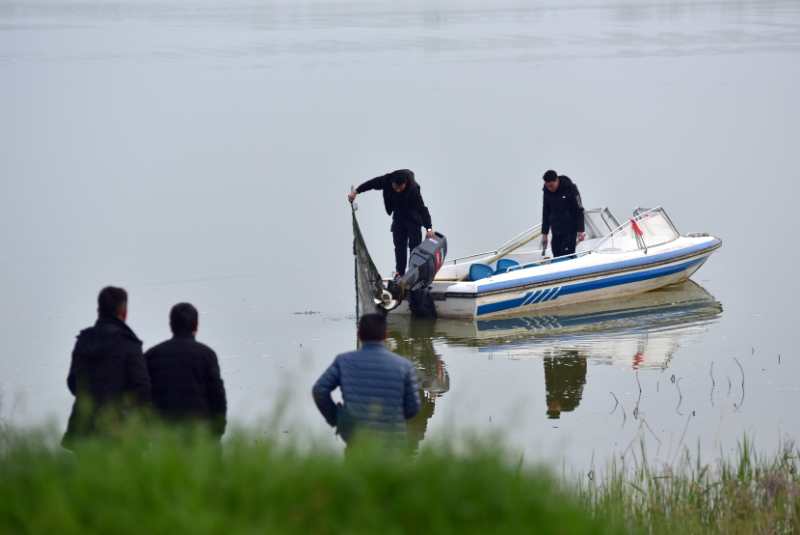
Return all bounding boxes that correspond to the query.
[584,208,620,239]
[594,208,679,253]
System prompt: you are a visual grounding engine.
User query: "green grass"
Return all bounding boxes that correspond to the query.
[1,425,798,534]
[0,425,617,535]
[582,439,800,534]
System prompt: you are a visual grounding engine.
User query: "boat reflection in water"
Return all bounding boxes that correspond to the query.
[387,281,722,422]
[385,320,450,451]
[430,280,722,369]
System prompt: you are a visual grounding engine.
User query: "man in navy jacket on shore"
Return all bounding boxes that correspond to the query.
[312,314,420,449]
[145,303,227,440]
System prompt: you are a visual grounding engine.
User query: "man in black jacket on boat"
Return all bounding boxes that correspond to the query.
[540,170,586,258]
[348,169,435,277]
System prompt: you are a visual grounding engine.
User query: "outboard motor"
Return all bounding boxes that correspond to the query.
[375,232,448,315]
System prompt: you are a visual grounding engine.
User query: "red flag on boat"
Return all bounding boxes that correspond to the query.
[631,219,644,237]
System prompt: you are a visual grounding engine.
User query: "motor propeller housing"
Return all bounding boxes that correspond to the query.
[375,232,448,312]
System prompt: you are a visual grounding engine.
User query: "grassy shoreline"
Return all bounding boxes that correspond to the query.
[1,426,798,534]
[582,439,800,534]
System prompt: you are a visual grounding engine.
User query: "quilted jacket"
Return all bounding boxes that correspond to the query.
[312,342,420,440]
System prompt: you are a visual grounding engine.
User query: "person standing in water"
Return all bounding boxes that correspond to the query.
[348,169,435,277]
[540,169,586,258]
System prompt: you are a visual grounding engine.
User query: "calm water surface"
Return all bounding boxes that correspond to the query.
[1,0,799,468]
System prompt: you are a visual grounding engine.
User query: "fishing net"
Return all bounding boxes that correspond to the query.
[352,207,385,317]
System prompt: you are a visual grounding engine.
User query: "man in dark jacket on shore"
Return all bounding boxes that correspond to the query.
[348,169,435,277]
[540,169,586,257]
[312,314,420,450]
[145,303,227,440]
[63,286,151,446]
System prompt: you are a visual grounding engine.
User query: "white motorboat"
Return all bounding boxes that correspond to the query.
[374,207,720,319]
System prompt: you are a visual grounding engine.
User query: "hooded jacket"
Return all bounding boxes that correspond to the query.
[356,169,433,229]
[541,175,585,236]
[63,317,151,444]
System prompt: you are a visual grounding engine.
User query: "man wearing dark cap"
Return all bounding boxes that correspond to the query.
[540,169,586,258]
[348,169,435,277]
[145,303,227,440]
[63,286,151,446]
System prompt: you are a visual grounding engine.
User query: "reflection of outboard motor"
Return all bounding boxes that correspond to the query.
[375,232,447,316]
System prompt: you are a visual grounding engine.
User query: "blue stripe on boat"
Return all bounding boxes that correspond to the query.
[545,287,562,301]
[528,288,550,305]
[536,288,557,303]
[523,290,542,306]
[476,239,720,295]
[530,289,551,304]
[489,294,530,313]
[475,257,705,316]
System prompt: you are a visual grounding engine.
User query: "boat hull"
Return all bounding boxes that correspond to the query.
[469,255,707,319]
[396,237,720,319]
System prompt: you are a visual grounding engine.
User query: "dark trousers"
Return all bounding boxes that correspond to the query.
[551,232,577,258]
[392,220,422,275]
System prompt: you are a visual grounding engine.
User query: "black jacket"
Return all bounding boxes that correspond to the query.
[145,335,227,438]
[541,175,585,236]
[356,169,433,229]
[63,317,151,444]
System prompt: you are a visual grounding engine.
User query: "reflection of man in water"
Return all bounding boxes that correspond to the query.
[407,358,449,452]
[386,319,450,452]
[543,350,587,419]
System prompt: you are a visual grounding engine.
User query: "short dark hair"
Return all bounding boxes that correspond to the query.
[97,286,127,319]
[542,170,558,182]
[358,313,387,342]
[390,173,409,186]
[170,302,198,336]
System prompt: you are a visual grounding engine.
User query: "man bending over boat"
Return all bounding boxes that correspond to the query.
[348,169,435,277]
[540,170,586,258]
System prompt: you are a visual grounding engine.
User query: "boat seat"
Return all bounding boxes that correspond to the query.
[468,263,495,281]
[495,258,519,274]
